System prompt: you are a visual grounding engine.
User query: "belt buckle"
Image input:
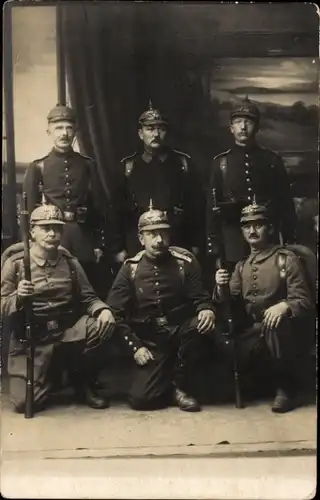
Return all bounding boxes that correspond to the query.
[64,211,75,222]
[156,316,168,327]
[47,319,59,332]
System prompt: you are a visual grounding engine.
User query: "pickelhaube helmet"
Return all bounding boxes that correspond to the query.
[30,204,65,226]
[230,97,260,122]
[138,100,168,127]
[47,104,76,124]
[138,200,171,232]
[240,199,269,225]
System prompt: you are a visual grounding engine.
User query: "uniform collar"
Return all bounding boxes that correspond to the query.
[30,245,61,267]
[143,250,171,264]
[50,147,75,159]
[247,244,281,264]
[233,141,259,154]
[142,149,169,164]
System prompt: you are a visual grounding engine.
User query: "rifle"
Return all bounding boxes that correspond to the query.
[211,189,244,409]
[20,192,34,418]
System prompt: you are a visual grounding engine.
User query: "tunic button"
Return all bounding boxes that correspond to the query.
[245,162,249,167]
[155,282,159,286]
[248,187,252,192]
[66,174,69,178]
[129,341,133,346]
[245,170,249,174]
[124,336,128,340]
[133,347,137,352]
[253,275,257,280]
[246,178,250,182]
[64,160,68,164]
[252,299,256,304]
[253,292,257,296]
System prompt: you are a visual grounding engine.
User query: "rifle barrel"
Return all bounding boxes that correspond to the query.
[21,192,34,418]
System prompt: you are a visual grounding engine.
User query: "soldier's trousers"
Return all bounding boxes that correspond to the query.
[126,317,203,411]
[7,315,108,413]
[213,317,312,395]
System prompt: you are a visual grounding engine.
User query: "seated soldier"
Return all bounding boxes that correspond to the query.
[1,204,115,414]
[214,202,314,413]
[106,202,215,412]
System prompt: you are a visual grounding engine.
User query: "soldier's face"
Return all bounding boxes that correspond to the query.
[241,220,273,248]
[47,120,76,151]
[230,117,257,145]
[139,228,170,258]
[31,224,63,252]
[138,125,167,150]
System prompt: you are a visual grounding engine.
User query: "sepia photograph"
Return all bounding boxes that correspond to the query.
[1,1,318,498]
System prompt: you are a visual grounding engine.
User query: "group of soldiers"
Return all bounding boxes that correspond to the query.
[1,98,315,416]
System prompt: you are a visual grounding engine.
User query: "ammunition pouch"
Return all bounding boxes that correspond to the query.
[16,309,81,345]
[64,206,88,224]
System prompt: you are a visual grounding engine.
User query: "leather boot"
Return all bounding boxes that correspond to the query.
[84,383,110,410]
[271,388,305,413]
[174,388,201,412]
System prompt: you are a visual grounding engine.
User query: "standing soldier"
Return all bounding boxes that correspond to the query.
[113,101,204,262]
[23,105,117,295]
[206,97,297,269]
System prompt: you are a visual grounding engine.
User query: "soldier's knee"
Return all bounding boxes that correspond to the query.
[188,316,199,331]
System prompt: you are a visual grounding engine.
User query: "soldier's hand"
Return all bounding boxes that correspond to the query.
[262,302,290,333]
[17,280,35,299]
[94,248,104,263]
[115,250,128,264]
[134,347,154,366]
[96,308,115,340]
[215,269,230,286]
[197,309,215,334]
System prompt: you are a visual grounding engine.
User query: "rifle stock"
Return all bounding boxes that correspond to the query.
[21,192,34,419]
[211,189,244,409]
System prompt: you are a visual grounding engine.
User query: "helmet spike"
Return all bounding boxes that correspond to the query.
[149,198,154,210]
[148,99,153,110]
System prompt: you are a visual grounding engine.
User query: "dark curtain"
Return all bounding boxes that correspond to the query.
[61,3,215,198]
[62,3,143,199]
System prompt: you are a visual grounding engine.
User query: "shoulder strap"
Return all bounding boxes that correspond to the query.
[169,247,193,263]
[276,252,288,280]
[34,159,44,173]
[173,150,190,173]
[124,159,134,178]
[125,250,145,281]
[63,255,81,298]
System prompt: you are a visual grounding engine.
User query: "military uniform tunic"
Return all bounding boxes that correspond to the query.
[228,245,312,323]
[213,244,313,395]
[23,149,109,263]
[206,144,297,263]
[107,247,214,408]
[114,149,205,256]
[1,246,111,411]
